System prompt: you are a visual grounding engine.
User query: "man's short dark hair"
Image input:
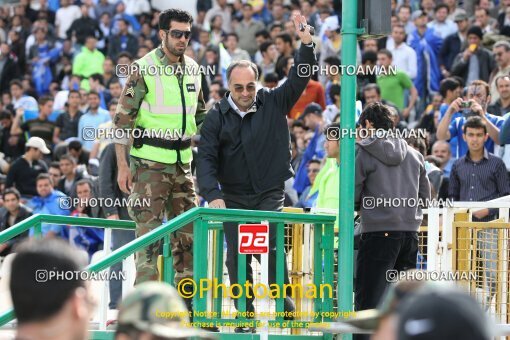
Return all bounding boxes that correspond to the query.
[60,154,77,164]
[10,238,87,324]
[9,79,22,89]
[89,73,104,85]
[3,187,20,200]
[158,8,193,31]
[0,110,12,120]
[36,173,53,186]
[362,51,378,64]
[434,3,449,13]
[87,90,99,98]
[49,161,61,171]
[68,140,83,152]
[260,41,274,54]
[255,29,270,39]
[475,7,490,16]
[38,95,53,107]
[75,178,93,191]
[275,33,292,45]
[358,102,394,130]
[226,33,239,42]
[109,78,121,87]
[324,56,341,66]
[378,49,393,59]
[85,35,97,42]
[118,18,130,26]
[292,120,306,130]
[406,135,427,156]
[329,84,341,102]
[269,23,283,32]
[439,78,461,97]
[463,116,487,134]
[309,159,321,166]
[108,98,119,108]
[116,51,133,62]
[68,89,81,98]
[264,72,279,83]
[363,83,381,96]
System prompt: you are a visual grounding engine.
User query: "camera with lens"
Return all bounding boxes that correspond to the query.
[460,100,476,118]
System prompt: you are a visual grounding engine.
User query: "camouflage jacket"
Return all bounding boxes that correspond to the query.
[113,46,207,146]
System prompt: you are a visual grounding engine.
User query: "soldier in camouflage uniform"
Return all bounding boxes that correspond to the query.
[113,8,206,293]
[115,281,214,339]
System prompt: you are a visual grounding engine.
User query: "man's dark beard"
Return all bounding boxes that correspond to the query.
[166,37,186,57]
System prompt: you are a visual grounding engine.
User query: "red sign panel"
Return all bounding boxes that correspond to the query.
[238,224,269,254]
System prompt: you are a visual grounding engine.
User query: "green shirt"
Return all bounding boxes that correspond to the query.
[72,46,105,91]
[314,158,339,228]
[376,71,413,110]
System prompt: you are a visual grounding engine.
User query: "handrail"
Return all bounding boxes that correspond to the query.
[0,215,136,244]
[0,207,335,327]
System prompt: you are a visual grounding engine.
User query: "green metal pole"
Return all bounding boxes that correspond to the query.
[339,1,358,339]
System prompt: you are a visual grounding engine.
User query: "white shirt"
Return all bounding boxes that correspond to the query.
[386,38,418,79]
[227,94,249,118]
[427,20,458,39]
[56,5,82,39]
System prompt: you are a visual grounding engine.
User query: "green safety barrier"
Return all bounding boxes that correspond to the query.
[0,208,338,340]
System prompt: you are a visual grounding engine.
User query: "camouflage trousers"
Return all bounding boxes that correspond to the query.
[128,156,196,285]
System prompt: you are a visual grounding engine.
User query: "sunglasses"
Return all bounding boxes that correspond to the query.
[233,84,257,93]
[166,29,192,40]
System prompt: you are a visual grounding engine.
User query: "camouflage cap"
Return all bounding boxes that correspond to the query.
[117,282,211,338]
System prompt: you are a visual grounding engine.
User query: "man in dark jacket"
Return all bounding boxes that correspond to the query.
[0,188,32,256]
[99,142,134,309]
[107,18,138,60]
[451,26,496,84]
[353,103,431,340]
[66,4,103,45]
[439,12,469,76]
[197,13,315,333]
[0,44,20,95]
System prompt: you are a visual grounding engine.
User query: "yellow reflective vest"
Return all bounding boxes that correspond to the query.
[130,49,201,164]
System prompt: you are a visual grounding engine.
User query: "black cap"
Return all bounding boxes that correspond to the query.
[299,102,323,119]
[467,26,484,40]
[397,285,492,340]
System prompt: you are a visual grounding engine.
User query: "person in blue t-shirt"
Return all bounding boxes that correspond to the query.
[28,173,70,237]
[437,80,504,157]
[438,77,462,158]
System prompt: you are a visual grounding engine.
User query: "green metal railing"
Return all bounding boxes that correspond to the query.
[0,208,337,339]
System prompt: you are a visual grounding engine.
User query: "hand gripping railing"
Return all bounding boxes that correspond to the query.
[0,207,336,338]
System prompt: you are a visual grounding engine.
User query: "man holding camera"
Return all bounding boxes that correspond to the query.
[437,80,504,157]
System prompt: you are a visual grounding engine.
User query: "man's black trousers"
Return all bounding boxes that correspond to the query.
[223,185,293,313]
[353,231,418,340]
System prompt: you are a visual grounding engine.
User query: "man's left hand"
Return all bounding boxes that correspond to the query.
[293,13,313,45]
[472,208,489,219]
[470,101,485,118]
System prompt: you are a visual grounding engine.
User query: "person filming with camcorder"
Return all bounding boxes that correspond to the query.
[437,80,505,157]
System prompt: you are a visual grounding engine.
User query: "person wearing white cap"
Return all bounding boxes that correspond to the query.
[5,137,49,201]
